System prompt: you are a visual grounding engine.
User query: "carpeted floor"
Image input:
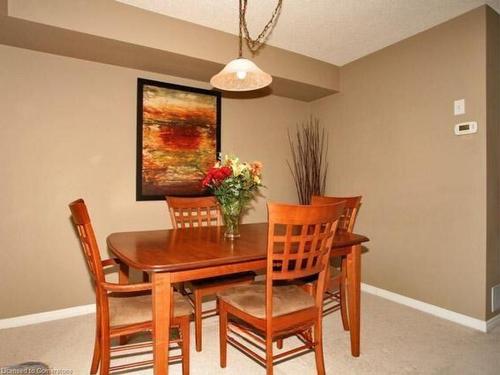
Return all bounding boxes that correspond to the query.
[1,292,499,374]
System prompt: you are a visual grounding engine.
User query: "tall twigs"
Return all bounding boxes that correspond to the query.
[287,118,328,204]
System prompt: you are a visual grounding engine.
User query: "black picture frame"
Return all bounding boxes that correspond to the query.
[136,78,221,201]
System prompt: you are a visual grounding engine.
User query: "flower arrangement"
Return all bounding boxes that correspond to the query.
[202,155,263,238]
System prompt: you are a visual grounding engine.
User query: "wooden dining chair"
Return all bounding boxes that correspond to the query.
[69,199,193,375]
[166,195,255,352]
[217,202,344,375]
[311,195,362,329]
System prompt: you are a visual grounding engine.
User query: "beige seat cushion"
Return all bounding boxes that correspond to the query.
[217,282,315,319]
[109,291,192,327]
[187,271,255,289]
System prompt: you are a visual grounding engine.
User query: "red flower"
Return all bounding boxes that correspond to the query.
[202,174,212,187]
[214,166,232,181]
[202,167,215,187]
[202,166,232,188]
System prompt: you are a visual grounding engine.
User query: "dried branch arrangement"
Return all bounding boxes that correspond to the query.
[287,117,329,204]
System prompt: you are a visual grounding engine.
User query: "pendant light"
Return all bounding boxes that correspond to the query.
[210,0,282,92]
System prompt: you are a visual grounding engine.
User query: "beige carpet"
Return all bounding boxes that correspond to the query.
[1,292,499,374]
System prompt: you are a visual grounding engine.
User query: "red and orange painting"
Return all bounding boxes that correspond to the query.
[136,79,221,200]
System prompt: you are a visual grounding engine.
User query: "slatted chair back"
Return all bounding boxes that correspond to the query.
[266,202,344,315]
[166,196,222,229]
[69,199,105,285]
[311,195,362,233]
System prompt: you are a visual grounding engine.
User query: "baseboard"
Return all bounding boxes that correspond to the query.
[0,304,96,330]
[2,286,499,332]
[361,283,492,333]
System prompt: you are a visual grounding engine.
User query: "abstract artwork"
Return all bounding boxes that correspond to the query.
[136,78,221,200]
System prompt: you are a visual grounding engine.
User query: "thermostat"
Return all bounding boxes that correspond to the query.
[454,121,477,135]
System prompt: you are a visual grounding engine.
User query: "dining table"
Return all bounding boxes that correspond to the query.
[107,222,369,375]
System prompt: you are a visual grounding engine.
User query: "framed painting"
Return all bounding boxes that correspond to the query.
[136,78,221,201]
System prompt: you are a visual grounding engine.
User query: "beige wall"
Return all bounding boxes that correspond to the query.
[0,45,305,319]
[1,4,496,323]
[486,7,500,320]
[311,7,489,319]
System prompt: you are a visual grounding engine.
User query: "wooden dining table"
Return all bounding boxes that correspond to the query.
[107,222,369,375]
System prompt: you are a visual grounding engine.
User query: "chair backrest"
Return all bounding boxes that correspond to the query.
[69,199,105,285]
[311,195,362,233]
[166,196,221,228]
[266,202,344,315]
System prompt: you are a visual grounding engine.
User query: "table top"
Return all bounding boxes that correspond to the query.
[107,222,369,272]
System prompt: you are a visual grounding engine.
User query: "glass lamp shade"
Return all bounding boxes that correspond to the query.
[210,58,272,91]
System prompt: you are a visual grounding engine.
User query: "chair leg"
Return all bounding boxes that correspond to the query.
[194,290,203,352]
[180,317,190,375]
[90,330,100,374]
[340,257,350,331]
[219,300,228,368]
[313,319,326,375]
[266,335,274,375]
[91,309,101,375]
[99,328,110,375]
[276,338,283,349]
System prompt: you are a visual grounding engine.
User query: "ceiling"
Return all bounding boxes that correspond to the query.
[117,0,500,66]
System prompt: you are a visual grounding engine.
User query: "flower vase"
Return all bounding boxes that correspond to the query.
[221,200,243,239]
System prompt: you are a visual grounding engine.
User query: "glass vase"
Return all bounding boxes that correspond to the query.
[220,199,243,239]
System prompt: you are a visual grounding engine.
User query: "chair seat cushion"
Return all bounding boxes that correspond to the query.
[217,282,315,319]
[187,272,255,290]
[109,291,192,327]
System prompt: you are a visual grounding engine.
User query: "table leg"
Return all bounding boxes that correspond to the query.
[346,244,361,357]
[119,262,129,283]
[152,272,172,375]
[119,263,130,345]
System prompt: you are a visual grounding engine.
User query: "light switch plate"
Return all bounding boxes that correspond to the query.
[454,99,465,115]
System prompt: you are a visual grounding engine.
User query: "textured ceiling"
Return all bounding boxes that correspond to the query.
[117,0,500,66]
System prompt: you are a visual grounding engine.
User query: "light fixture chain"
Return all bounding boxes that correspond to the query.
[239,0,283,54]
[239,0,243,57]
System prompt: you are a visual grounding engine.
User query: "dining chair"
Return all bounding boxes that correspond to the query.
[166,195,255,352]
[69,199,193,375]
[310,195,362,329]
[217,201,344,375]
